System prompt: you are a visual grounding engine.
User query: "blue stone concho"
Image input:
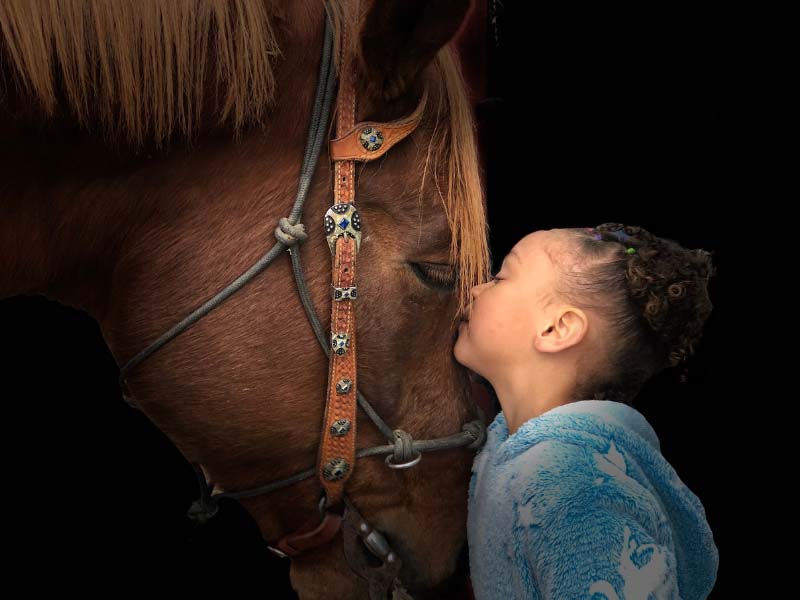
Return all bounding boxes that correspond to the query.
[332,286,358,301]
[322,457,350,482]
[330,418,351,437]
[324,203,362,255]
[336,378,353,394]
[359,127,384,152]
[331,332,351,356]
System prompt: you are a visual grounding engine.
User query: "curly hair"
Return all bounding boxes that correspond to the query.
[555,224,716,406]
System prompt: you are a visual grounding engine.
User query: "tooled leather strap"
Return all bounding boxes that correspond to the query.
[270,510,344,558]
[316,0,361,510]
[317,2,429,511]
[329,87,428,161]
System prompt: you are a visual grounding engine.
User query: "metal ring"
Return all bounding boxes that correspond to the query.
[385,451,422,470]
[319,492,328,516]
[266,545,289,559]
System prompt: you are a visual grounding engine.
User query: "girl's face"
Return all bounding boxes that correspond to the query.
[453,230,563,382]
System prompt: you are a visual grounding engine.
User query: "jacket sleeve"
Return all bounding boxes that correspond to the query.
[514,440,681,599]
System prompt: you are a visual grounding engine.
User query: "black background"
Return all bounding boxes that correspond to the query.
[2,1,785,598]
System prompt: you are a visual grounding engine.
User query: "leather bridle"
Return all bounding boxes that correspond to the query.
[117,5,486,598]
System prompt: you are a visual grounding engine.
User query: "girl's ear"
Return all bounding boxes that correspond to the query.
[534,308,590,354]
[357,0,472,102]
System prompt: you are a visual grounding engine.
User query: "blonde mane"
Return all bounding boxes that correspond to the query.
[427,47,491,322]
[0,0,489,318]
[0,0,280,146]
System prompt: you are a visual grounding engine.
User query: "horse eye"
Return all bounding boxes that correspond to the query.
[410,262,457,290]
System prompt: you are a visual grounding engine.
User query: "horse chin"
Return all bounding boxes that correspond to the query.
[400,541,470,598]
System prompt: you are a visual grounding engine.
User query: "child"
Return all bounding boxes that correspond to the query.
[454,224,719,599]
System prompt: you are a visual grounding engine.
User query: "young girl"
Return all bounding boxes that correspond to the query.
[454,224,719,599]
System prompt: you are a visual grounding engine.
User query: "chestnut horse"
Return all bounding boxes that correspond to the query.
[0,0,490,597]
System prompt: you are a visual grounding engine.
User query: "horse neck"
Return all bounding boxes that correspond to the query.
[0,141,149,318]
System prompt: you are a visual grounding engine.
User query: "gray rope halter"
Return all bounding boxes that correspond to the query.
[117,7,486,527]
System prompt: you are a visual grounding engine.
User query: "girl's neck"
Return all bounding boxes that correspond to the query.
[493,366,577,435]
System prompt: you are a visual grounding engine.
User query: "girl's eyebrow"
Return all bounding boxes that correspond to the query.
[503,250,522,270]
[494,249,521,275]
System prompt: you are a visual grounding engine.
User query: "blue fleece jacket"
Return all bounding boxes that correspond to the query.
[467,400,718,599]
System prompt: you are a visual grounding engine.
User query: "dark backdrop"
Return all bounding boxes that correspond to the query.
[3,1,783,598]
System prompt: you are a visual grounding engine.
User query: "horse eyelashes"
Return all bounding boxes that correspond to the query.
[411,262,457,289]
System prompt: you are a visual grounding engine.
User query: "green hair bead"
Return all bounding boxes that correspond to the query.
[626,247,636,255]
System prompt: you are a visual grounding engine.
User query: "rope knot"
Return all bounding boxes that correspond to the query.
[392,429,416,462]
[274,217,308,247]
[187,494,219,524]
[187,462,220,524]
[463,419,487,450]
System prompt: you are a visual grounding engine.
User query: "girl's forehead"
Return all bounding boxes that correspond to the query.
[509,230,577,279]
[514,230,560,258]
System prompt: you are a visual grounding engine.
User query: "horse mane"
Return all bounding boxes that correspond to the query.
[0,0,280,146]
[0,0,489,319]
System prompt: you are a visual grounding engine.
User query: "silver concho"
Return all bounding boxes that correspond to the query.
[322,457,350,481]
[336,378,353,394]
[324,203,361,255]
[332,286,358,301]
[330,418,351,437]
[331,332,351,356]
[359,127,384,152]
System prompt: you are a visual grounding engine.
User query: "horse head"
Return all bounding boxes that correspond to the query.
[0,1,491,597]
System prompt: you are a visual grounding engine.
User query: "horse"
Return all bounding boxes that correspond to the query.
[0,0,491,597]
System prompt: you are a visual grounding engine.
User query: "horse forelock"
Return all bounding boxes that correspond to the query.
[427,47,491,324]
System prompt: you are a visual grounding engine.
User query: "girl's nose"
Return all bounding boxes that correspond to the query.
[470,280,489,302]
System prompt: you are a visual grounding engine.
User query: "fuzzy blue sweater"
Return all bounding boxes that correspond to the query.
[467,400,718,599]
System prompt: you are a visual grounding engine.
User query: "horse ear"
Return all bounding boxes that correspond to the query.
[358,0,472,101]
